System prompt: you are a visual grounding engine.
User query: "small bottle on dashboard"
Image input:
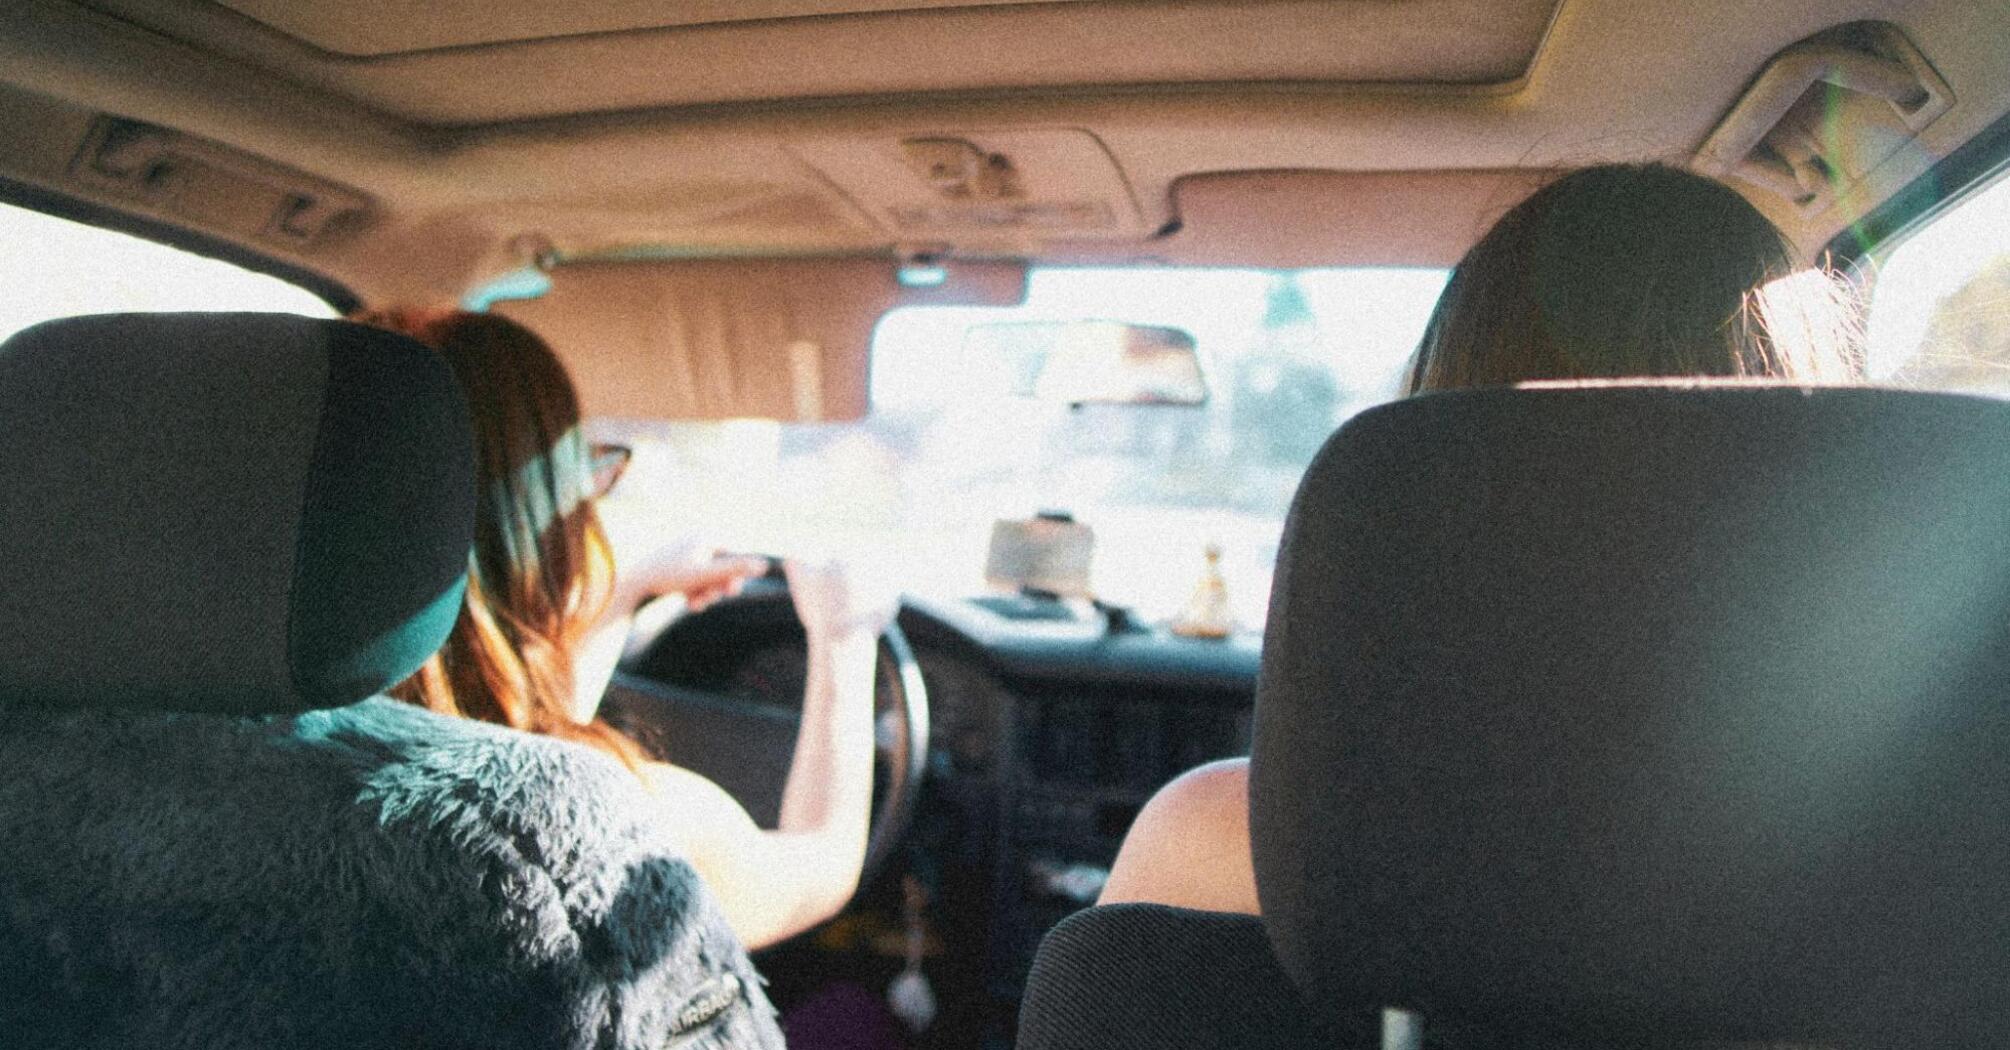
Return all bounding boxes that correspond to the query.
[1171,543,1234,640]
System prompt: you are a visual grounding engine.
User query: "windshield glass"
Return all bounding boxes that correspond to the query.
[601,267,1449,629]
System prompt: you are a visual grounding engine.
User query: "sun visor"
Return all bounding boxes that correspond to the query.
[497,257,1025,422]
[1156,170,1558,268]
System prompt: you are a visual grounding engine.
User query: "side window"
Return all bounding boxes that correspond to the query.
[1863,170,2010,390]
[0,199,337,342]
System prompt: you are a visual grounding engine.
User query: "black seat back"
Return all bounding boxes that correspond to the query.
[0,313,782,1049]
[1253,385,2010,1048]
[1018,904,1337,1050]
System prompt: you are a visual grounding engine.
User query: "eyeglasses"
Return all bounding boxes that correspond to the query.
[588,442,632,499]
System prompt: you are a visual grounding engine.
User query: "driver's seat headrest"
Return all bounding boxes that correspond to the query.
[0,312,475,715]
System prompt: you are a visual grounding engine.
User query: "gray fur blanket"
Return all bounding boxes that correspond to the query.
[0,697,784,1050]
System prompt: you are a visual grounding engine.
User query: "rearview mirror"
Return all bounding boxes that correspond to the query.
[963,320,1206,406]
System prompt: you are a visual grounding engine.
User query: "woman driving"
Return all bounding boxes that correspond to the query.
[1098,162,1863,915]
[358,305,894,950]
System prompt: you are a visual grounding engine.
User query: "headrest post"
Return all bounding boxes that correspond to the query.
[1381,1007,1423,1050]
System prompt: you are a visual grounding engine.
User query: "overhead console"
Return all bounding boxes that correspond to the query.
[790,128,1148,249]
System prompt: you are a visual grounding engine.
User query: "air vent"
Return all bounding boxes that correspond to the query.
[1698,22,1952,216]
[69,117,370,249]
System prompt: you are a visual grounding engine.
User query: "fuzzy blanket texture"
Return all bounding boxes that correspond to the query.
[0,697,784,1050]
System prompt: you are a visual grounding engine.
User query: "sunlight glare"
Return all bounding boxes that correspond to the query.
[1863,171,2010,381]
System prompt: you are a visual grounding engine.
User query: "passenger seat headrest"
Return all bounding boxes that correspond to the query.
[1252,385,2010,1047]
[0,313,475,714]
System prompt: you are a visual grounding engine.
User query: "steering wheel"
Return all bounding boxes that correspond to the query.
[604,572,929,893]
[861,619,929,880]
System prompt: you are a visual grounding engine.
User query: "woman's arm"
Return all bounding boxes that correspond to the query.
[646,558,893,949]
[1098,758,1259,915]
[573,493,893,945]
[655,629,881,948]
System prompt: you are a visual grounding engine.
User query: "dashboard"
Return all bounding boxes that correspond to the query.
[610,586,1258,1048]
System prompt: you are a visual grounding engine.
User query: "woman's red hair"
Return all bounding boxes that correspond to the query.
[357,307,647,772]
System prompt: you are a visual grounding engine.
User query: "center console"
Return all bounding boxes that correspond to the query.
[986,680,1252,1003]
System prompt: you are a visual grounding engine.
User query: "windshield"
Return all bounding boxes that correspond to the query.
[602,267,1449,629]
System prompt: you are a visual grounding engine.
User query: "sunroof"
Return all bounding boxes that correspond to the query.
[121,0,1562,124]
[214,0,1097,56]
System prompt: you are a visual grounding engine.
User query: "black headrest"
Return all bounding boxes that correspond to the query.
[1251,385,2010,1048]
[0,313,475,715]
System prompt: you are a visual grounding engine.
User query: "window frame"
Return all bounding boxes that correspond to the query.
[1824,106,2010,272]
[0,174,359,315]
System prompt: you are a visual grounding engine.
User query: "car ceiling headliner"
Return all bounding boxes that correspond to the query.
[0,0,2006,303]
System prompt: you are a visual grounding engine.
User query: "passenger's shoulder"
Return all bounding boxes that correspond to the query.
[1140,758,1249,829]
[1099,758,1257,913]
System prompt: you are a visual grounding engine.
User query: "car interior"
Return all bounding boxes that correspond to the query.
[4,0,2010,1047]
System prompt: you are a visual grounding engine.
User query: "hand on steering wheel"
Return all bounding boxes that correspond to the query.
[784,557,901,642]
[653,552,770,614]
[779,554,918,883]
[606,551,929,901]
